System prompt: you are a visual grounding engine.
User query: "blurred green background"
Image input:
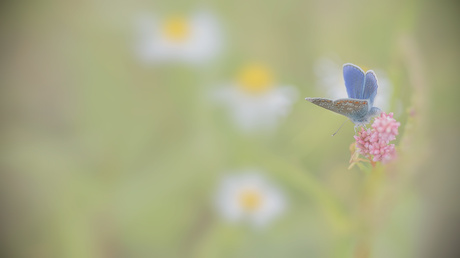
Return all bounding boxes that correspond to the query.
[1,0,459,257]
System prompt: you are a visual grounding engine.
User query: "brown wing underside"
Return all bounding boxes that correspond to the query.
[305,98,369,118]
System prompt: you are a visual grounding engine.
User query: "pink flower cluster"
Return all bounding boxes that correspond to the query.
[354,112,400,163]
[372,112,400,142]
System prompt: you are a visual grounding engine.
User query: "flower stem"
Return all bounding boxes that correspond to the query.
[368,156,376,168]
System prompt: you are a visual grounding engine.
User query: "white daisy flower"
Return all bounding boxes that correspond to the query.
[215,171,286,227]
[314,57,393,111]
[135,11,222,64]
[213,63,297,132]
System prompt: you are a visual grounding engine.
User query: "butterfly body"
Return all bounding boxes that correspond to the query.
[306,63,382,127]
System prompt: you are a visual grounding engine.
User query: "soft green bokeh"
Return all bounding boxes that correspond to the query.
[1,0,459,257]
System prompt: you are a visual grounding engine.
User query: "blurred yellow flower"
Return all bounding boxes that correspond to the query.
[215,172,286,227]
[237,64,274,94]
[162,17,190,42]
[135,11,223,64]
[238,189,263,212]
[212,63,297,133]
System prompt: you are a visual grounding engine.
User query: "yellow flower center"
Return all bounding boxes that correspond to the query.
[237,64,274,94]
[162,17,190,42]
[238,189,263,212]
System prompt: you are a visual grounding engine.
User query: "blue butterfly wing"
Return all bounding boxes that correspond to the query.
[362,71,378,106]
[343,63,365,99]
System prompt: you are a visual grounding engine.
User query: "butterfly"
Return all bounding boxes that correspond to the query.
[305,63,382,127]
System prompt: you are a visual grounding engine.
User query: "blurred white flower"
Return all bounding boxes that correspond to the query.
[314,57,393,111]
[135,11,222,64]
[213,63,297,132]
[215,171,286,227]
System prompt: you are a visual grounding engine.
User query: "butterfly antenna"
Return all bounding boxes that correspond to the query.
[332,119,349,136]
